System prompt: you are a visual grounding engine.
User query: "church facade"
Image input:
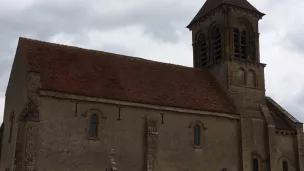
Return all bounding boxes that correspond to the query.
[0,0,304,171]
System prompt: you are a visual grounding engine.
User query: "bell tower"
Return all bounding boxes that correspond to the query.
[187,0,266,113]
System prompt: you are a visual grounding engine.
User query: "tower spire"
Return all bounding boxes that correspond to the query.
[187,0,264,29]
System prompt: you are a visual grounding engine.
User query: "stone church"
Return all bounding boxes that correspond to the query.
[0,0,304,170]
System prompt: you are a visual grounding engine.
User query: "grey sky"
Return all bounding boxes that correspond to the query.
[0,0,304,123]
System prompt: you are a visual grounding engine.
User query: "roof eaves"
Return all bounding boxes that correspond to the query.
[266,96,301,124]
[186,4,223,30]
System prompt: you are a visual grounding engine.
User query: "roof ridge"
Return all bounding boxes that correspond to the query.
[19,37,200,71]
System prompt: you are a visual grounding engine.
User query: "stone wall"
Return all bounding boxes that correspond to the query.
[35,95,240,171]
[274,134,298,171]
[0,50,29,171]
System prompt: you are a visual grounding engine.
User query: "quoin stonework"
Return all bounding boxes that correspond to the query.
[0,0,304,171]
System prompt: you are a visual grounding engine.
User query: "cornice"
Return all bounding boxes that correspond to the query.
[39,90,240,120]
[276,129,297,136]
[228,58,266,68]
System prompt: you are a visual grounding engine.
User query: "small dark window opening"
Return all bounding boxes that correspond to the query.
[234,28,240,58]
[283,160,288,171]
[213,28,222,61]
[241,30,248,59]
[90,114,99,137]
[161,113,164,124]
[9,114,14,143]
[221,168,227,171]
[118,107,121,121]
[194,124,200,146]
[199,39,208,68]
[252,158,259,171]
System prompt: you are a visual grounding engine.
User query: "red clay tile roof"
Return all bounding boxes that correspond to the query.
[187,0,264,28]
[17,37,237,114]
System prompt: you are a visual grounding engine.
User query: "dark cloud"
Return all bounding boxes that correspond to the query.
[0,0,196,44]
[0,0,200,93]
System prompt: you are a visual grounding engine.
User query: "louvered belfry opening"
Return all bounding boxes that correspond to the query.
[199,37,208,68]
[241,30,248,59]
[234,28,248,59]
[234,28,240,58]
[213,27,222,61]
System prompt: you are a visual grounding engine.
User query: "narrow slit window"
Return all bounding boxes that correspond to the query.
[283,160,288,171]
[252,158,259,171]
[194,124,201,146]
[90,114,99,137]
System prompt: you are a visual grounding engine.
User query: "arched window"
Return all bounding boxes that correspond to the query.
[234,28,249,59]
[194,124,201,146]
[283,160,288,171]
[247,70,256,87]
[90,114,99,137]
[236,68,246,85]
[252,158,259,171]
[234,28,240,58]
[199,38,208,68]
[9,113,14,143]
[213,27,222,61]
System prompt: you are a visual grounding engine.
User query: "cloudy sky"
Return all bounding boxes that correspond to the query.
[0,0,304,123]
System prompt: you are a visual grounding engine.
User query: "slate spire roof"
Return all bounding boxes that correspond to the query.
[187,0,264,28]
